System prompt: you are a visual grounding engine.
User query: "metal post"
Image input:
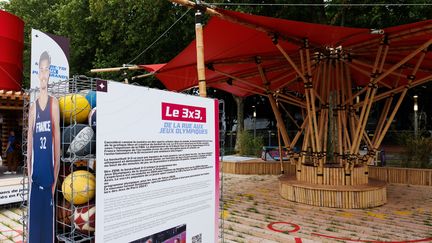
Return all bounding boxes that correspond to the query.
[268,130,271,146]
[414,95,418,138]
[253,106,256,138]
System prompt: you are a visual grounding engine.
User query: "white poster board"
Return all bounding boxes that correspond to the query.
[0,181,24,205]
[30,29,69,96]
[96,81,219,243]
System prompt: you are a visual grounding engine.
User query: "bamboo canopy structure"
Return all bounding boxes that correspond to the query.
[142,1,432,207]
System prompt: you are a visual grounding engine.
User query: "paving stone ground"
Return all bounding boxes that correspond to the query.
[2,173,432,243]
[0,207,23,243]
[219,174,432,243]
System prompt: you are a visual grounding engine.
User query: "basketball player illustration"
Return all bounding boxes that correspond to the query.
[26,51,60,243]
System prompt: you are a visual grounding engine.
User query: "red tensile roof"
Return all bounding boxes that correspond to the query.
[143,9,432,97]
[0,10,24,91]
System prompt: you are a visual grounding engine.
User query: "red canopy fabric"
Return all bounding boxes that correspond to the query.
[0,10,24,91]
[148,9,432,97]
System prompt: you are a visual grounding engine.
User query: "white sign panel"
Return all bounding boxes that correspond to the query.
[0,184,24,205]
[30,29,69,91]
[96,81,219,243]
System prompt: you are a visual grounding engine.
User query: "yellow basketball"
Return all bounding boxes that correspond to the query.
[59,94,91,124]
[62,170,95,205]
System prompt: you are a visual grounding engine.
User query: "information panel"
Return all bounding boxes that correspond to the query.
[0,183,23,205]
[96,81,219,243]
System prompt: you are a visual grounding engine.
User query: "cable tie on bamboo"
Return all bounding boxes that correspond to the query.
[407,75,416,81]
[368,83,378,89]
[255,56,262,64]
[271,33,279,45]
[347,53,353,62]
[304,74,313,79]
[303,38,309,49]
[341,153,348,160]
[321,103,330,109]
[370,72,379,78]
[304,82,313,89]
[194,8,204,24]
[383,35,389,45]
[193,3,207,13]
[206,63,215,71]
[226,78,233,86]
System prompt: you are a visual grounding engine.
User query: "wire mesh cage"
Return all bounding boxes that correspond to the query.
[23,76,99,243]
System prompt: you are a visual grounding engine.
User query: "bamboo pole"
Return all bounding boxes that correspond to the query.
[195,4,207,97]
[268,94,291,147]
[374,48,428,149]
[279,103,300,129]
[259,61,292,166]
[276,43,317,155]
[301,124,311,166]
[373,39,432,85]
[347,24,432,50]
[131,72,156,80]
[345,62,392,89]
[291,117,308,149]
[322,59,332,165]
[351,59,410,79]
[275,43,310,84]
[277,97,307,108]
[316,62,326,148]
[350,40,385,155]
[300,49,306,75]
[169,0,321,48]
[211,62,291,84]
[230,83,265,96]
[344,62,357,142]
[90,65,141,73]
[276,93,305,107]
[355,74,432,107]
[340,62,352,153]
[335,60,343,166]
[306,42,321,155]
[214,69,268,92]
[372,96,393,145]
[344,85,367,106]
[277,126,284,173]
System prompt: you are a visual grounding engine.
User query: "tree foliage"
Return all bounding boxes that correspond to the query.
[4,0,196,87]
[3,0,431,88]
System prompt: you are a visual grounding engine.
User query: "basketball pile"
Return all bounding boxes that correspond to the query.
[58,90,97,234]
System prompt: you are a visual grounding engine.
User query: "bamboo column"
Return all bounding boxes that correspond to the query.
[350,41,385,156]
[195,1,207,97]
[268,94,291,149]
[305,40,322,166]
[373,46,429,152]
[258,59,292,154]
[277,127,284,173]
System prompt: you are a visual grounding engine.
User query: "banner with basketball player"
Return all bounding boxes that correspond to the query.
[96,81,219,243]
[30,29,70,95]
